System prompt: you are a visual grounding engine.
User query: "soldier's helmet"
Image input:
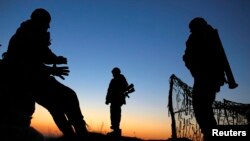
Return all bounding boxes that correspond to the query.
[31,8,51,23]
[112,67,121,75]
[189,17,207,32]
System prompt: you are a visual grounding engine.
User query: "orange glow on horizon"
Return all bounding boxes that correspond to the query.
[31,104,62,137]
[31,104,171,140]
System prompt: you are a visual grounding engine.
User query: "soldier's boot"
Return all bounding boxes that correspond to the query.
[107,128,121,137]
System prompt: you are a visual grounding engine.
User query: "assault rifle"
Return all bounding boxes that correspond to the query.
[214,29,238,89]
[124,83,135,98]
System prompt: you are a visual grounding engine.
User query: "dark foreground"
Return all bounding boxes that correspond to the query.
[45,132,141,141]
[45,132,191,141]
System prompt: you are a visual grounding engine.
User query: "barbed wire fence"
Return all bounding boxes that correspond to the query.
[168,74,250,141]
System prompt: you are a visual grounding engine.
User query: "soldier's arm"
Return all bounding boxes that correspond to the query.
[43,48,67,65]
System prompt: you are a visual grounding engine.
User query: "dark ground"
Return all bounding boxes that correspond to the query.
[45,132,191,141]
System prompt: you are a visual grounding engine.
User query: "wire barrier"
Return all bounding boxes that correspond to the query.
[168,74,250,141]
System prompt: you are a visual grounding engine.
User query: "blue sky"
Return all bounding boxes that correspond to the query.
[1,0,250,139]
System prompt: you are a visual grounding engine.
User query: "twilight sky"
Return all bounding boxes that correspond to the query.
[1,0,250,140]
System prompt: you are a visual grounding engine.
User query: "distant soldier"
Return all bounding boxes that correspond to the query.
[183,17,238,141]
[106,67,131,137]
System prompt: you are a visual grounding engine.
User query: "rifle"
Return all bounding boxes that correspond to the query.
[214,29,238,89]
[124,83,135,98]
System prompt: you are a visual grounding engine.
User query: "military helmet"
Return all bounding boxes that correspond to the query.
[31,8,51,23]
[189,17,207,32]
[112,67,121,75]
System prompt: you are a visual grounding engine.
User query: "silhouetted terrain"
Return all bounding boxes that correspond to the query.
[45,132,142,141]
[45,132,191,141]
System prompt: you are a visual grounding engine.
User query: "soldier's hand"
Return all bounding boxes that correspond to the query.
[51,65,70,80]
[105,101,110,105]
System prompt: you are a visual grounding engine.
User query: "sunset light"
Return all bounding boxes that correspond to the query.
[1,0,250,140]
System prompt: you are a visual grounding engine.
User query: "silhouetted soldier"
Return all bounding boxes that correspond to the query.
[0,52,44,140]
[106,67,129,137]
[183,17,238,141]
[4,8,88,140]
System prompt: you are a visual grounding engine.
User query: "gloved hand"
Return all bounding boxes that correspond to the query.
[105,100,110,105]
[50,64,69,80]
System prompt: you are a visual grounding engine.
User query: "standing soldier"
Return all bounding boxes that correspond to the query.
[105,67,129,137]
[183,17,238,141]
